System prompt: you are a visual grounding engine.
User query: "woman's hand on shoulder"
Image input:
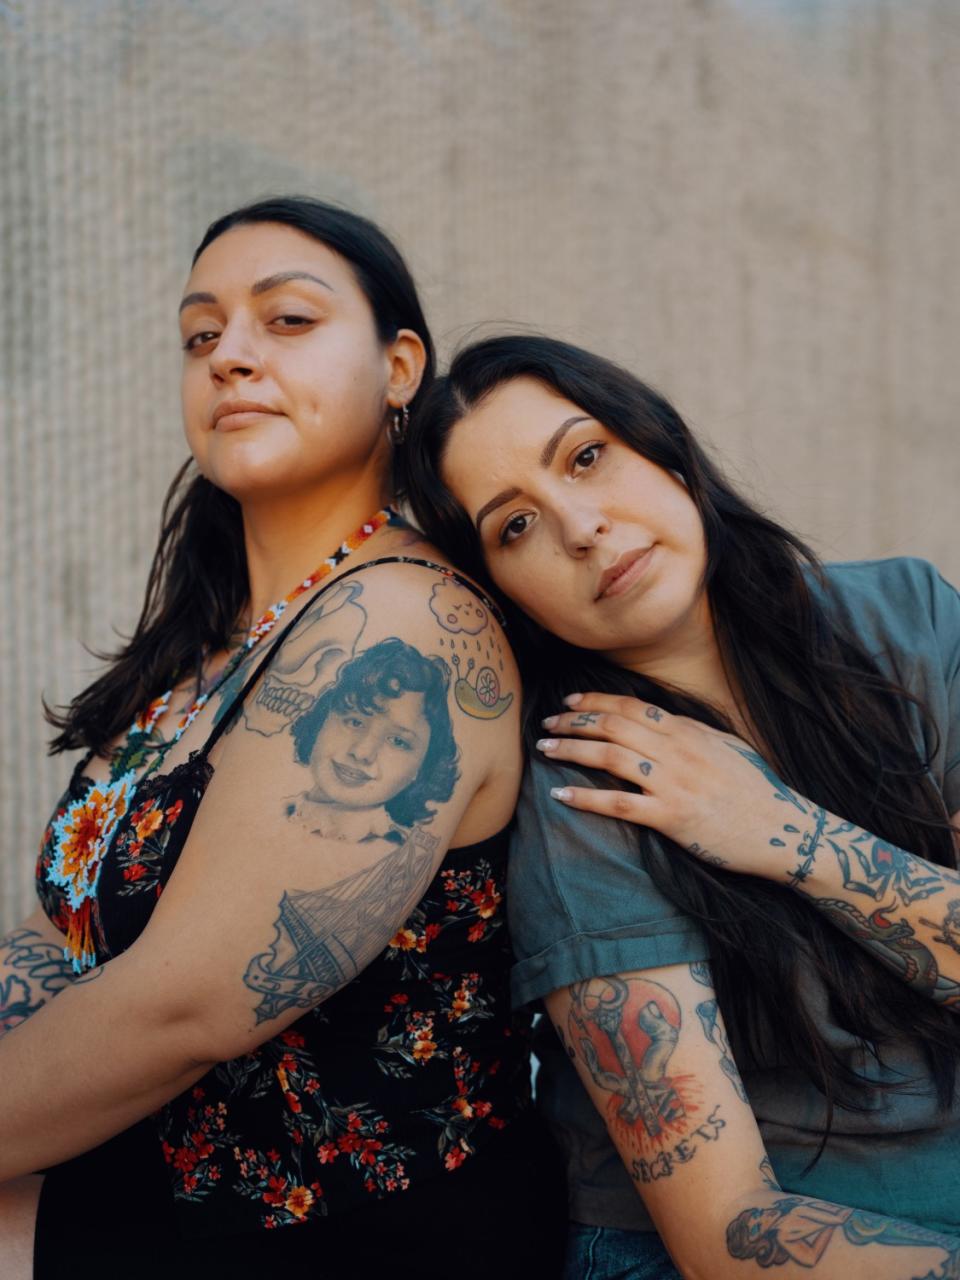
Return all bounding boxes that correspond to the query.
[536,690,805,876]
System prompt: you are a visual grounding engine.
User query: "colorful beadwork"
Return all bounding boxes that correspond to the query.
[45,505,399,971]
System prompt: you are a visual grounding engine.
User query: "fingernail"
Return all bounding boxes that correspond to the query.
[563,693,583,707]
[537,738,559,752]
[550,787,573,801]
[542,715,558,729]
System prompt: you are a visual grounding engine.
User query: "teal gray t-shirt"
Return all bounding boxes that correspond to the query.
[509,558,960,1234]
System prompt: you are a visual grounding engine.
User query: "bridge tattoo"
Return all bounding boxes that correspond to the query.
[244,828,440,1024]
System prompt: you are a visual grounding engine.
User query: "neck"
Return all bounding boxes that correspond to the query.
[240,475,391,619]
[606,596,751,736]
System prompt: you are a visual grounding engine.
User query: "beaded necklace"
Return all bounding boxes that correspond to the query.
[47,505,399,970]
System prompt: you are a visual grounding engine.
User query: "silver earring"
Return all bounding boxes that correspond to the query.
[388,404,410,445]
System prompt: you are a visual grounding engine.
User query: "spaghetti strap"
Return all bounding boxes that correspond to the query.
[201,554,504,755]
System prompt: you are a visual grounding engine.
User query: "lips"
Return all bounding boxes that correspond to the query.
[331,760,373,786]
[596,546,655,600]
[211,399,280,428]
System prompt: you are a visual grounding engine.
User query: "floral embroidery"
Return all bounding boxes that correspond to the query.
[47,771,135,970]
[35,520,533,1233]
[38,506,399,972]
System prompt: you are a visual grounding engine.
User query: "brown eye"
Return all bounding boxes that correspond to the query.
[183,331,219,353]
[572,443,603,473]
[499,513,533,546]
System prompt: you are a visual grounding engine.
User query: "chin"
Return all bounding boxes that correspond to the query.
[204,455,306,503]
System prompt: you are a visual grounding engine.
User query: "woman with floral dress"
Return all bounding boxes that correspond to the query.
[0,202,563,1278]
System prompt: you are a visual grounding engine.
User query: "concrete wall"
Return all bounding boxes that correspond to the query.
[2,0,959,928]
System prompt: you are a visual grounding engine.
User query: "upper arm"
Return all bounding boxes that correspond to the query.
[509,759,709,1008]
[126,564,521,1059]
[545,961,773,1275]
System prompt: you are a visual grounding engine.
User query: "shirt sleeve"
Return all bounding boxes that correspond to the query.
[508,758,710,1009]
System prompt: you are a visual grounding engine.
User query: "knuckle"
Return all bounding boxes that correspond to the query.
[611,793,634,819]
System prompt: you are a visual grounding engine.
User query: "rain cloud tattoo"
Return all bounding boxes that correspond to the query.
[243,828,440,1024]
[429,577,513,719]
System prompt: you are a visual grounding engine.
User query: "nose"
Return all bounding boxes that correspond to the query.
[347,727,377,766]
[208,318,264,385]
[560,499,610,556]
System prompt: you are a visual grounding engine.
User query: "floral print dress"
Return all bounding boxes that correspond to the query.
[35,564,533,1243]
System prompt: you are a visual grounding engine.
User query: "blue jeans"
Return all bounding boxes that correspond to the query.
[565,1224,682,1280]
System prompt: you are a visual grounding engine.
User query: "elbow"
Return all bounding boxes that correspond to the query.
[124,961,254,1074]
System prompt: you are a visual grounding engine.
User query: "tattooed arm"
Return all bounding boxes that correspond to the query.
[548,961,960,1278]
[537,693,960,1009]
[0,906,76,1039]
[0,563,522,1179]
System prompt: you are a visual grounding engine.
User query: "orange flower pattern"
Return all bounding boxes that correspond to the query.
[42,781,532,1232]
[33,546,531,1232]
[46,772,135,970]
[152,841,528,1229]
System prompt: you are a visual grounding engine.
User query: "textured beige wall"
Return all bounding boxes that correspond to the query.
[2,0,959,930]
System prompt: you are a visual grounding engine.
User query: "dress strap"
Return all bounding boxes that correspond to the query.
[201,555,504,756]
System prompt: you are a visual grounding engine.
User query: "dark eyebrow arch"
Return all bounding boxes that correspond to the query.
[475,487,521,533]
[178,290,217,314]
[251,270,335,296]
[540,415,590,467]
[178,271,335,315]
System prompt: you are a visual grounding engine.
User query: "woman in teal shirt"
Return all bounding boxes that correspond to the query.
[401,334,960,1280]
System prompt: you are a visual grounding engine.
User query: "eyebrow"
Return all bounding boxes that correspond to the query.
[540,415,590,466]
[475,487,521,533]
[178,270,335,315]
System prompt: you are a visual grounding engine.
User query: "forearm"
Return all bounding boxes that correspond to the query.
[698,1184,960,1280]
[0,953,216,1180]
[758,799,960,1006]
[0,909,77,1039]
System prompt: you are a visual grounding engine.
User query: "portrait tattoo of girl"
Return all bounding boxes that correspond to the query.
[287,638,460,847]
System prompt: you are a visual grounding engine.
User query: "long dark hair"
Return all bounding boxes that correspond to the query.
[400,334,960,1116]
[49,196,435,756]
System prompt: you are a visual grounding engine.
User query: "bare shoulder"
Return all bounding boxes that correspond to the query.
[207,542,522,841]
